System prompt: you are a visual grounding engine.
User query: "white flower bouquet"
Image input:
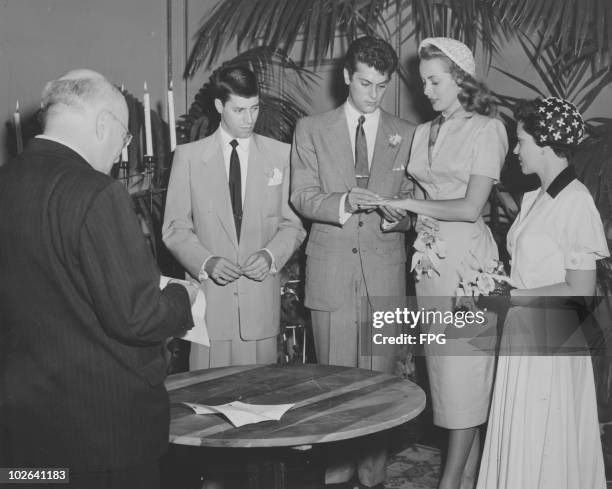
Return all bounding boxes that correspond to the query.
[456,255,512,298]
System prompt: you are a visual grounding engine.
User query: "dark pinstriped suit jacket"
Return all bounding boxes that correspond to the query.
[0,138,193,470]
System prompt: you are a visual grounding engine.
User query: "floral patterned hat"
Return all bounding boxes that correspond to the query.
[531,97,585,148]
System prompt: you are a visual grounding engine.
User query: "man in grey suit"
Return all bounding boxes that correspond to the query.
[163,67,305,369]
[291,36,416,374]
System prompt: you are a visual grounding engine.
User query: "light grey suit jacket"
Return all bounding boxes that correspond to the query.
[291,106,416,311]
[163,129,306,341]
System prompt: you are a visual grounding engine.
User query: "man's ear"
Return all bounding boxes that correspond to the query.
[95,110,109,140]
[343,68,351,86]
[214,98,224,115]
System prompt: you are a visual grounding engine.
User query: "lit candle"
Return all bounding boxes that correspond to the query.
[167,80,177,152]
[14,101,23,154]
[143,81,153,156]
[120,85,129,163]
[302,326,306,363]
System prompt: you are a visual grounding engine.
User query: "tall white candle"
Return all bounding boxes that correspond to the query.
[119,85,129,163]
[14,101,23,154]
[302,326,306,363]
[143,81,153,156]
[167,80,177,152]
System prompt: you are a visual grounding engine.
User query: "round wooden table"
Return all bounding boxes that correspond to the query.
[166,364,426,487]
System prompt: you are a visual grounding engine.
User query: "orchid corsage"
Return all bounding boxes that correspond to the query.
[411,228,446,281]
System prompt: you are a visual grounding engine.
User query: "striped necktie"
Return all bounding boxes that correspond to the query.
[355,115,369,188]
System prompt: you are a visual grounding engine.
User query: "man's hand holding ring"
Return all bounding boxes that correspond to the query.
[345,187,381,214]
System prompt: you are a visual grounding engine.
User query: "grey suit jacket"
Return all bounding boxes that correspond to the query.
[163,129,306,341]
[291,106,416,311]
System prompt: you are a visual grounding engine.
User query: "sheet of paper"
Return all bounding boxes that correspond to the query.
[181,401,295,427]
[160,276,209,346]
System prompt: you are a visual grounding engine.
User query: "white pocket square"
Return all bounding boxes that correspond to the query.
[392,166,406,172]
[267,168,283,186]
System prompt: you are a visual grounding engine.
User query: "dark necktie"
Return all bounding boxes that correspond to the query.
[229,139,242,241]
[428,114,445,166]
[355,115,369,188]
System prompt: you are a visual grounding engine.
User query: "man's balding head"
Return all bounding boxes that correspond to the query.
[41,69,125,123]
[60,68,106,80]
[40,69,130,174]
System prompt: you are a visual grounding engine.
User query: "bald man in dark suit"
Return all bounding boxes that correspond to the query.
[0,69,197,489]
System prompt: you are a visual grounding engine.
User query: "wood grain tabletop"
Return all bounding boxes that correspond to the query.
[166,364,426,448]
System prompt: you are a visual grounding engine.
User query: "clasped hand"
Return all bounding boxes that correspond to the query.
[205,251,272,286]
[476,281,516,313]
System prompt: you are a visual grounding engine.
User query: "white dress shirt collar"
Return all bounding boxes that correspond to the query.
[343,101,380,166]
[218,126,250,205]
[344,100,380,125]
[219,125,251,152]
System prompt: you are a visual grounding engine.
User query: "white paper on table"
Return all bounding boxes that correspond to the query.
[160,276,209,346]
[181,401,295,428]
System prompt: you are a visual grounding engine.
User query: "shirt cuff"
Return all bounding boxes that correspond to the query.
[198,256,214,282]
[261,248,277,274]
[381,218,399,231]
[565,251,597,270]
[339,193,352,225]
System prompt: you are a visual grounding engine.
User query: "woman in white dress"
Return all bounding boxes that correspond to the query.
[476,97,608,489]
[381,37,508,489]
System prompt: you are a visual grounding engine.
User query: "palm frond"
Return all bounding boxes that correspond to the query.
[516,35,564,97]
[402,0,516,69]
[494,28,611,117]
[575,68,612,114]
[186,0,611,79]
[572,117,612,213]
[179,47,317,144]
[491,67,545,98]
[494,0,612,63]
[186,0,392,75]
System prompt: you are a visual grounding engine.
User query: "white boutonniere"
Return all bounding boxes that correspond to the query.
[266,167,283,186]
[388,134,402,147]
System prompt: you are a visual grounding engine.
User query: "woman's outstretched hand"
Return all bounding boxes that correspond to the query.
[373,197,412,210]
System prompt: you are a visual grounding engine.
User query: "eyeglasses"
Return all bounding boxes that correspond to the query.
[105,109,133,148]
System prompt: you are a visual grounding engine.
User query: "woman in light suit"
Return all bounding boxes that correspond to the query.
[383,37,508,489]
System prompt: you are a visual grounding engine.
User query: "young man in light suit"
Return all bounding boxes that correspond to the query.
[163,67,306,369]
[291,38,416,488]
[291,37,416,375]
